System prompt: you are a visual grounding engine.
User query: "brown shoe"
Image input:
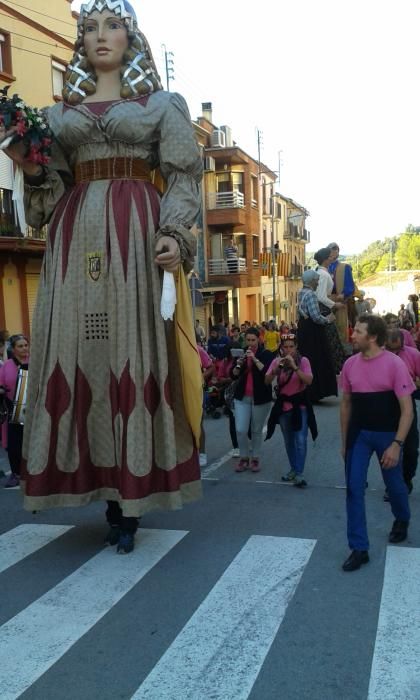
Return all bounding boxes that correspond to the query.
[235,458,249,472]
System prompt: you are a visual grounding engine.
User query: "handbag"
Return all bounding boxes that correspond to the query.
[0,394,10,425]
[224,379,239,411]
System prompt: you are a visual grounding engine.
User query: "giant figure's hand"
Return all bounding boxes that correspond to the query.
[155,235,181,273]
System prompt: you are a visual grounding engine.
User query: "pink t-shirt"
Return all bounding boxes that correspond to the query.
[267,356,312,411]
[197,346,212,370]
[340,350,415,396]
[215,358,233,380]
[394,346,420,382]
[401,328,416,348]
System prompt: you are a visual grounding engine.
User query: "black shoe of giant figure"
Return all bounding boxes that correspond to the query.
[104,525,121,546]
[342,550,369,572]
[117,531,135,554]
[388,520,408,544]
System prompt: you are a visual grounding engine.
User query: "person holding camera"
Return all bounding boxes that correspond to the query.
[230,328,272,473]
[265,334,317,487]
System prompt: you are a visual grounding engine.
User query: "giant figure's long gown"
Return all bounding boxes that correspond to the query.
[21,91,203,516]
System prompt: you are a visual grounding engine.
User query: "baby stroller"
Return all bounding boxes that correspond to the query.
[203,380,224,419]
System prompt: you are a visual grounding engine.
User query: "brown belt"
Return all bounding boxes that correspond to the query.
[75,157,152,184]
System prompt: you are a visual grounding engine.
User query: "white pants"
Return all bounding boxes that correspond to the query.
[234,397,271,459]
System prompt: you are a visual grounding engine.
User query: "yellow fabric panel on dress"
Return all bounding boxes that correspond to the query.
[151,167,166,195]
[174,269,202,447]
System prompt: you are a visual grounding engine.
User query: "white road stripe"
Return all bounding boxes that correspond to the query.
[368,546,420,700]
[132,535,316,700]
[0,524,73,575]
[0,529,187,700]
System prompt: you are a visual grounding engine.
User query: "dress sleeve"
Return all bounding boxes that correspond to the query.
[23,106,73,229]
[157,93,203,272]
[316,270,335,309]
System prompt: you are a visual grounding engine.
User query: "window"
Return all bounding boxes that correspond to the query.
[0,31,13,79]
[251,175,258,205]
[216,171,244,194]
[0,188,17,235]
[231,172,244,194]
[0,33,5,73]
[252,235,259,260]
[52,59,67,98]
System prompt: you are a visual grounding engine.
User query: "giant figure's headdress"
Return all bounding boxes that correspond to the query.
[78,0,138,35]
[63,0,163,105]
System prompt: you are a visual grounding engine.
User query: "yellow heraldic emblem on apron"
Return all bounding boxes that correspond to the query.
[86,251,102,281]
[174,269,203,448]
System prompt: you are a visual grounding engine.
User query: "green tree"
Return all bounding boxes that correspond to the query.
[395,233,420,270]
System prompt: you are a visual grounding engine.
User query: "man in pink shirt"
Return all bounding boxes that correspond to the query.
[385,328,419,494]
[340,316,414,571]
[384,313,416,348]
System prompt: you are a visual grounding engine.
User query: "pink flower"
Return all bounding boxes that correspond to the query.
[15,120,27,136]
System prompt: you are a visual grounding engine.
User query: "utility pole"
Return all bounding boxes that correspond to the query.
[161,44,175,91]
[256,129,263,173]
[271,182,277,322]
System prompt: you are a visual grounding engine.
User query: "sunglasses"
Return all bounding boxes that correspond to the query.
[281,334,296,341]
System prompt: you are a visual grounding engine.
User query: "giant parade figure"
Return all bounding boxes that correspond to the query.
[1,0,203,553]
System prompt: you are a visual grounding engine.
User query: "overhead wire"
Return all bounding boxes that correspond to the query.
[0,10,76,41]
[1,0,77,26]
[10,44,58,58]
[0,12,76,41]
[3,28,75,48]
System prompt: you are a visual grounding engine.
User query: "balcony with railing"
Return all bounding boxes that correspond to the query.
[0,222,47,252]
[289,263,304,279]
[208,257,247,275]
[206,190,246,226]
[284,223,310,242]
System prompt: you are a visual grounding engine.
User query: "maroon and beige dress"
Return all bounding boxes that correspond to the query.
[21,91,203,517]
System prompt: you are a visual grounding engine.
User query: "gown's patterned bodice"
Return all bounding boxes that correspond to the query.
[25,91,203,251]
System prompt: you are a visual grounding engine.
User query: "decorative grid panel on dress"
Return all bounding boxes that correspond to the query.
[85,313,109,340]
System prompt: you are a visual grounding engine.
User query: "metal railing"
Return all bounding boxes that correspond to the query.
[0,225,46,240]
[207,190,245,209]
[208,257,247,274]
[289,263,304,278]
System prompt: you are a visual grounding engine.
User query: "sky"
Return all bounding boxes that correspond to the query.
[71,0,420,254]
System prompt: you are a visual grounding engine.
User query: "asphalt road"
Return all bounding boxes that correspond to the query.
[0,397,419,700]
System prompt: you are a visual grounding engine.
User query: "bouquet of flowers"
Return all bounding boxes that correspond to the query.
[0,89,53,164]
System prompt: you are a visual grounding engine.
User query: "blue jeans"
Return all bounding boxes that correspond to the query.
[279,408,308,475]
[234,397,271,459]
[345,430,410,551]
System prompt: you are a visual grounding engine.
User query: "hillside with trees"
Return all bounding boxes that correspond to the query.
[325,226,420,282]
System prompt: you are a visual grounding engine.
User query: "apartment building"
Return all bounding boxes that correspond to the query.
[0,0,75,335]
[193,103,278,329]
[260,191,310,323]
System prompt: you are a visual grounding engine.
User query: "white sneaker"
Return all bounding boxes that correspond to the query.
[199,453,207,467]
[231,448,240,457]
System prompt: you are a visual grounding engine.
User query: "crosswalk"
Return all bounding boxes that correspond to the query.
[0,524,419,700]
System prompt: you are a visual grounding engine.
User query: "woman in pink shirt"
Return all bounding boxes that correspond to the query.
[0,335,29,488]
[265,334,317,487]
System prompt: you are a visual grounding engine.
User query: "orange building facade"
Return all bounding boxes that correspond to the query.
[0,0,75,336]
